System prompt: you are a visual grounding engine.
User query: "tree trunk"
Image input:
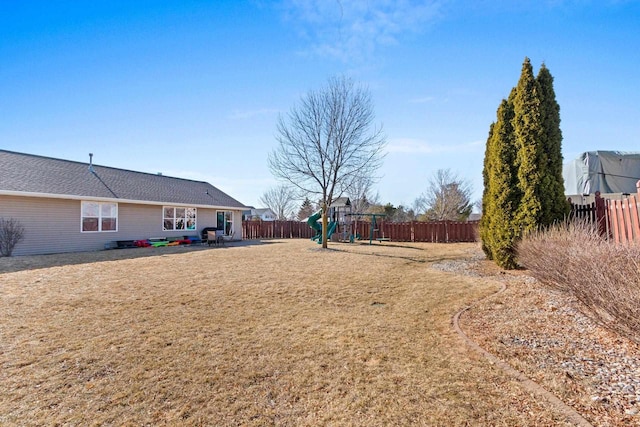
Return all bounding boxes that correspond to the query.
[321,202,328,249]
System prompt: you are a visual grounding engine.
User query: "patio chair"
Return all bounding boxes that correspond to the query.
[201,227,217,245]
[207,230,222,246]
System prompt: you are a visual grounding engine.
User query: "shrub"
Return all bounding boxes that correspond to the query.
[0,218,25,257]
[517,220,640,344]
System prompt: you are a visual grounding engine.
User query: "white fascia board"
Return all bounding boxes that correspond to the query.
[0,190,246,211]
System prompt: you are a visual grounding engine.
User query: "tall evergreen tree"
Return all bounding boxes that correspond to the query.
[297,197,315,220]
[480,97,521,269]
[537,63,570,224]
[480,122,495,259]
[512,57,544,235]
[481,58,567,269]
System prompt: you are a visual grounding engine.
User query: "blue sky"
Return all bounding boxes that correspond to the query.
[1,1,639,210]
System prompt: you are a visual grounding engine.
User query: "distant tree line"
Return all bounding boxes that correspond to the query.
[259,167,474,223]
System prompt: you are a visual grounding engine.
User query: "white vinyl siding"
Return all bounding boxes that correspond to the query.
[0,195,240,256]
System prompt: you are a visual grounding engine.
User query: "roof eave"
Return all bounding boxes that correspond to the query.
[0,190,248,211]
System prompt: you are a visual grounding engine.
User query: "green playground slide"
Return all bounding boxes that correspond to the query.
[315,221,337,244]
[326,221,337,239]
[307,210,336,244]
[307,210,322,233]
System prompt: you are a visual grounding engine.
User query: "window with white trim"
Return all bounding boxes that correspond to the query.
[163,207,197,231]
[82,202,118,232]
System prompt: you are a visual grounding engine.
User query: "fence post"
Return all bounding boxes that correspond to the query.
[634,181,640,243]
[594,191,609,238]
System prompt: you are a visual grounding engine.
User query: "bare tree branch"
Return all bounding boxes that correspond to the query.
[346,174,375,214]
[0,218,25,257]
[415,169,473,221]
[259,185,299,220]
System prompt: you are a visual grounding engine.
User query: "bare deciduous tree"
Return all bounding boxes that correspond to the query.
[0,218,25,257]
[268,76,386,248]
[347,174,376,215]
[259,185,298,220]
[415,169,473,221]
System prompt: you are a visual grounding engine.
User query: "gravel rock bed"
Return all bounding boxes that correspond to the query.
[448,255,640,426]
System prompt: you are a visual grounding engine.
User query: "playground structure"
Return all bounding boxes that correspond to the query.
[306,197,390,245]
[307,197,351,244]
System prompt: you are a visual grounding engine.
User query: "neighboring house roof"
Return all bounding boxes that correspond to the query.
[331,197,351,207]
[251,208,275,216]
[244,208,277,220]
[467,213,482,221]
[0,150,247,209]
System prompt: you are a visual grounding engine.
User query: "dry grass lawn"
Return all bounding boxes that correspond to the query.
[1,240,573,426]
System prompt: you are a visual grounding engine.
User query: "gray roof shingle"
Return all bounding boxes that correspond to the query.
[0,150,247,209]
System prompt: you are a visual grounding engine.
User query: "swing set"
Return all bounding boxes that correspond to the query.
[347,213,388,245]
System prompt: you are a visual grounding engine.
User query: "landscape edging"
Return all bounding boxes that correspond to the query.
[452,283,594,427]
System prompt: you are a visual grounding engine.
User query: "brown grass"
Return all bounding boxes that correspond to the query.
[1,240,573,426]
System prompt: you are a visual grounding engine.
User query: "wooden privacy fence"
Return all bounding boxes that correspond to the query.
[351,220,478,243]
[608,193,640,244]
[243,220,316,239]
[569,181,640,244]
[569,194,609,237]
[243,220,479,243]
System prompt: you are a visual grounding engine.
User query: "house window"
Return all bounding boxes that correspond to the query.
[216,211,234,236]
[163,207,197,231]
[82,202,118,232]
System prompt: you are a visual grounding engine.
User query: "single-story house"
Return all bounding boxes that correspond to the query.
[0,150,248,256]
[243,207,277,221]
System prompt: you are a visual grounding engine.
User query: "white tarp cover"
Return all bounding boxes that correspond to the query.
[563,151,640,195]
